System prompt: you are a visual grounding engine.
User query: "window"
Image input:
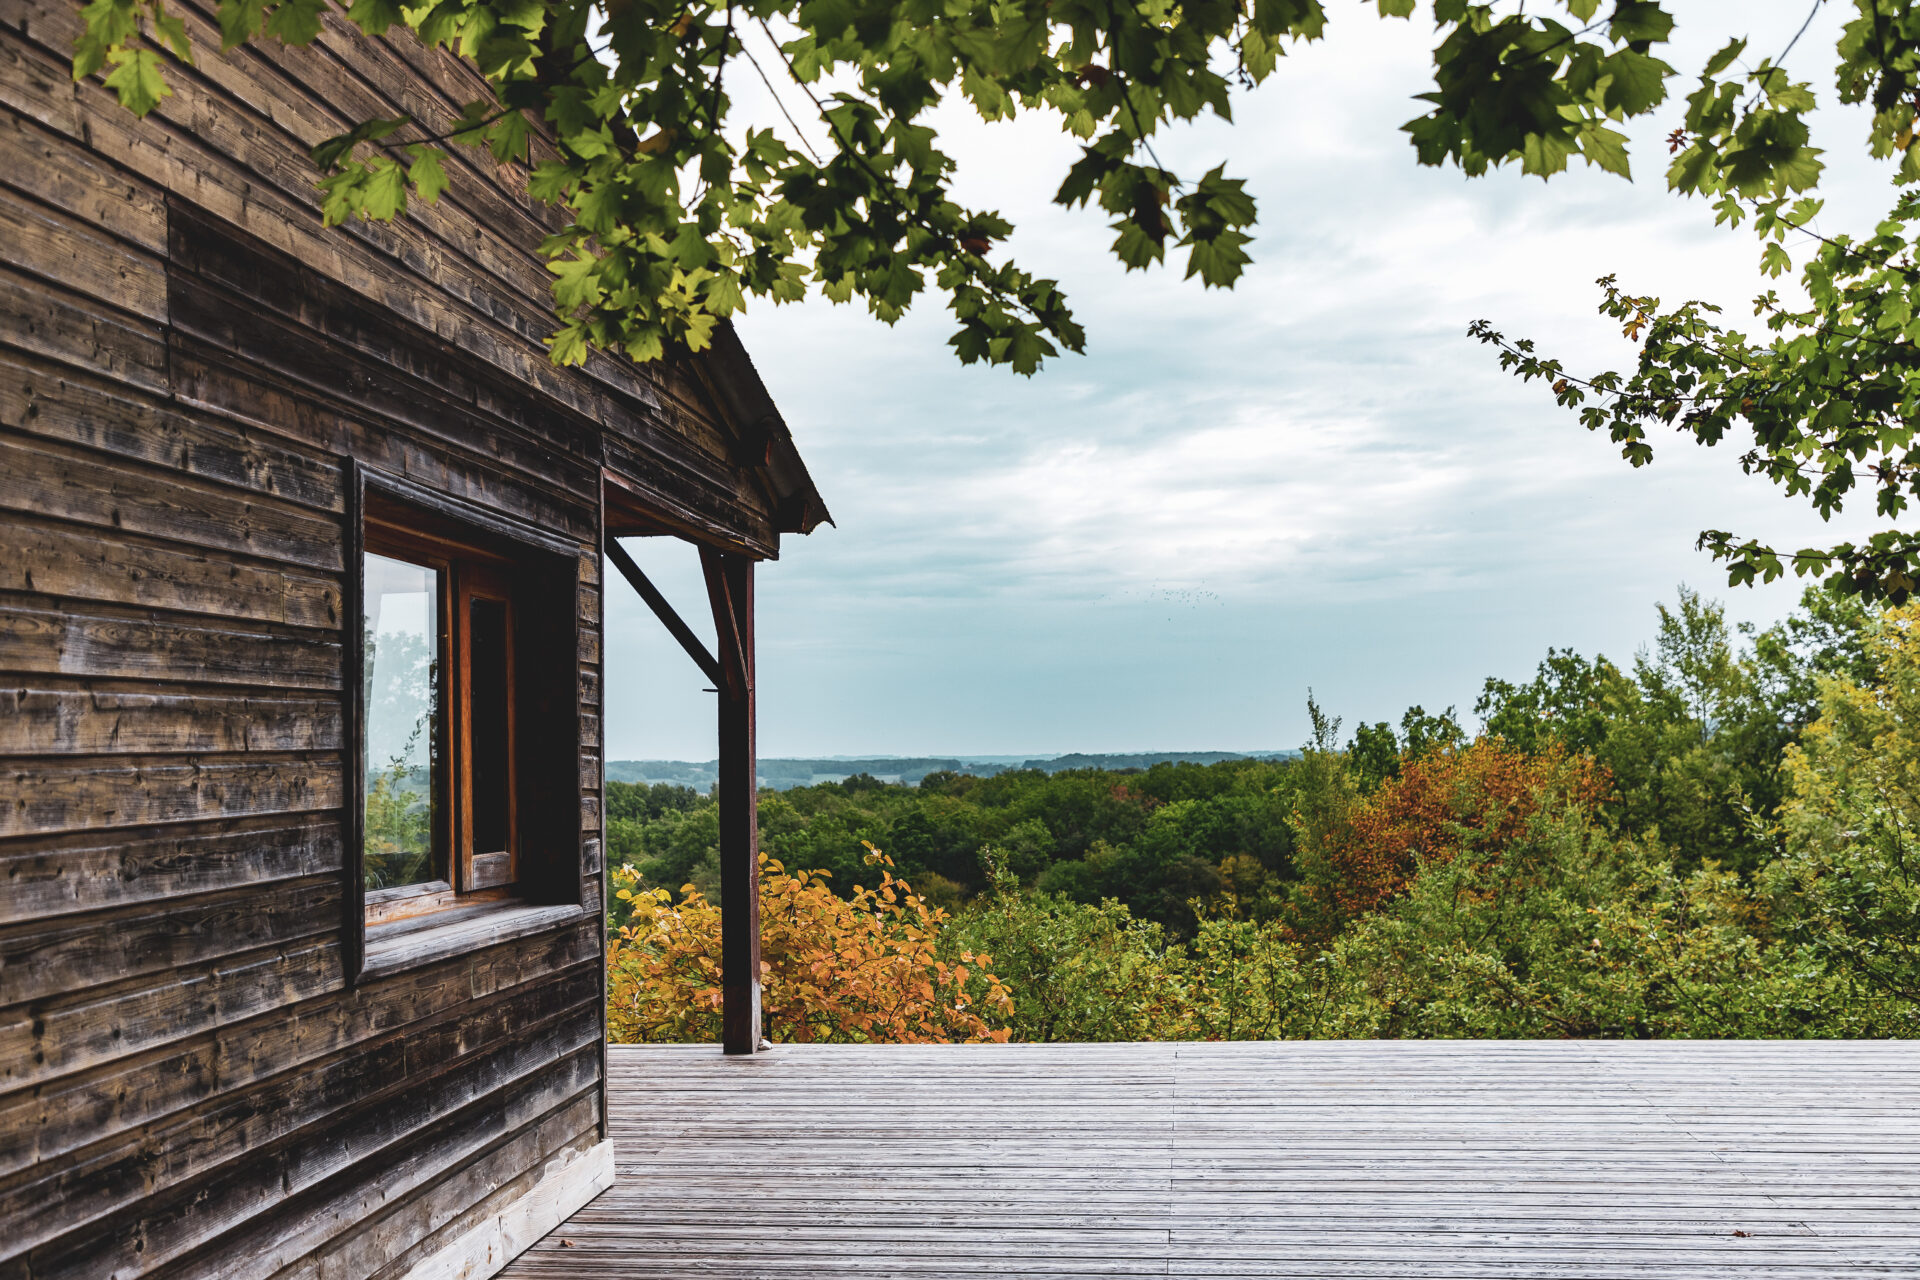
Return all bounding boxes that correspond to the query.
[347,467,586,980]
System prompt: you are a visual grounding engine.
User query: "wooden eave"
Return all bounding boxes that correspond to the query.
[691,321,833,540]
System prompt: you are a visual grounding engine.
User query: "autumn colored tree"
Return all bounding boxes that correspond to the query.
[1296,738,1611,930]
[607,845,1012,1044]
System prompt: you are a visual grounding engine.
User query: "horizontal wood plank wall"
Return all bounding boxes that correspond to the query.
[0,1,754,1273]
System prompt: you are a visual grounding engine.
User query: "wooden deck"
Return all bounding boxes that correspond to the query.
[501,1040,1918,1277]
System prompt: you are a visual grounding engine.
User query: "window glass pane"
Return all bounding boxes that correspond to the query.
[364,551,439,890]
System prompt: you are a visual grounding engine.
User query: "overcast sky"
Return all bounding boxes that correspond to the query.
[604,1,1899,762]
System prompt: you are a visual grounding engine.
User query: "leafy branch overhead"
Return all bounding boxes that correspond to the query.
[1466,3,1920,605]
[83,0,1717,378]
[74,0,1920,599]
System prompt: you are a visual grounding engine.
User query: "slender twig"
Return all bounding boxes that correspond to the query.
[740,32,822,162]
[1743,0,1826,110]
[707,3,734,142]
[752,17,1061,332]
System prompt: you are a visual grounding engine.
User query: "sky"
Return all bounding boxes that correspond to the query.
[603,1,1901,762]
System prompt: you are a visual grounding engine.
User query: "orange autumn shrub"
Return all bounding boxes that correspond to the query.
[1313,739,1610,923]
[607,844,1013,1045]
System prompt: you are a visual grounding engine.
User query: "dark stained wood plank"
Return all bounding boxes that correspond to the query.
[0,815,341,923]
[163,0,689,440]
[286,1103,603,1280]
[4,5,708,513]
[0,936,342,1093]
[0,179,166,320]
[0,14,768,543]
[0,12,83,138]
[602,436,778,560]
[164,322,598,546]
[363,905,589,979]
[0,683,341,757]
[0,923,599,1176]
[24,1037,602,1278]
[199,1099,604,1280]
[0,107,167,253]
[165,335,596,541]
[0,752,342,838]
[0,514,342,628]
[158,194,621,488]
[0,598,342,689]
[2,990,599,1263]
[292,18,711,442]
[0,428,345,571]
[0,876,339,1007]
[700,550,759,1057]
[0,348,344,513]
[0,260,168,394]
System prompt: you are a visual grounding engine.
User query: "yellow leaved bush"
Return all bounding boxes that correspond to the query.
[607,843,1013,1045]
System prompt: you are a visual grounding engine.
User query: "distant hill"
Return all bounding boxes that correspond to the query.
[605,750,1300,792]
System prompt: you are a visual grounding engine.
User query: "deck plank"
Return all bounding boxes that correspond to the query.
[500,1041,1917,1278]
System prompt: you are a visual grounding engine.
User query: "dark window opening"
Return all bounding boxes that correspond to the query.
[465,592,516,889]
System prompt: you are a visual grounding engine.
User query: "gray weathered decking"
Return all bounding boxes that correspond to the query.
[502,1040,1917,1277]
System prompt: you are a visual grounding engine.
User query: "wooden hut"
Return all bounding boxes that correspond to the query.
[0,3,825,1275]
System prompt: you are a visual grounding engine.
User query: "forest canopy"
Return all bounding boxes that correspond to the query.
[606,584,1920,1043]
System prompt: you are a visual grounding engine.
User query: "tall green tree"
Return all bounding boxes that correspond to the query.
[1775,601,1920,1023]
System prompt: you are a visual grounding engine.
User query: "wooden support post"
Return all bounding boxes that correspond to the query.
[701,548,760,1054]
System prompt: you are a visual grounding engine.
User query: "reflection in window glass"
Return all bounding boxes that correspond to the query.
[364,552,439,890]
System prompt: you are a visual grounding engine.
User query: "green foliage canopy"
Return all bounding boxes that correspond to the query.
[78,0,1920,596]
[1467,6,1920,603]
[80,0,1797,376]
[606,587,1920,1042]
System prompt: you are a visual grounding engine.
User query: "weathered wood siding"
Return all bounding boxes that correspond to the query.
[0,3,781,1275]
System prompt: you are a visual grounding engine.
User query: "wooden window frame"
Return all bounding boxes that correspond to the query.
[359,523,523,903]
[344,462,585,984]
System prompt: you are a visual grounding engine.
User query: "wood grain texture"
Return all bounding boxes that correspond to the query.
[0,109,167,253]
[0,260,169,394]
[499,1041,1920,1279]
[0,180,166,320]
[0,924,600,1180]
[0,683,342,757]
[23,1033,603,1278]
[0,427,345,571]
[0,349,344,513]
[0,597,343,688]
[288,1107,606,1280]
[0,876,339,1007]
[0,752,341,837]
[0,514,342,627]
